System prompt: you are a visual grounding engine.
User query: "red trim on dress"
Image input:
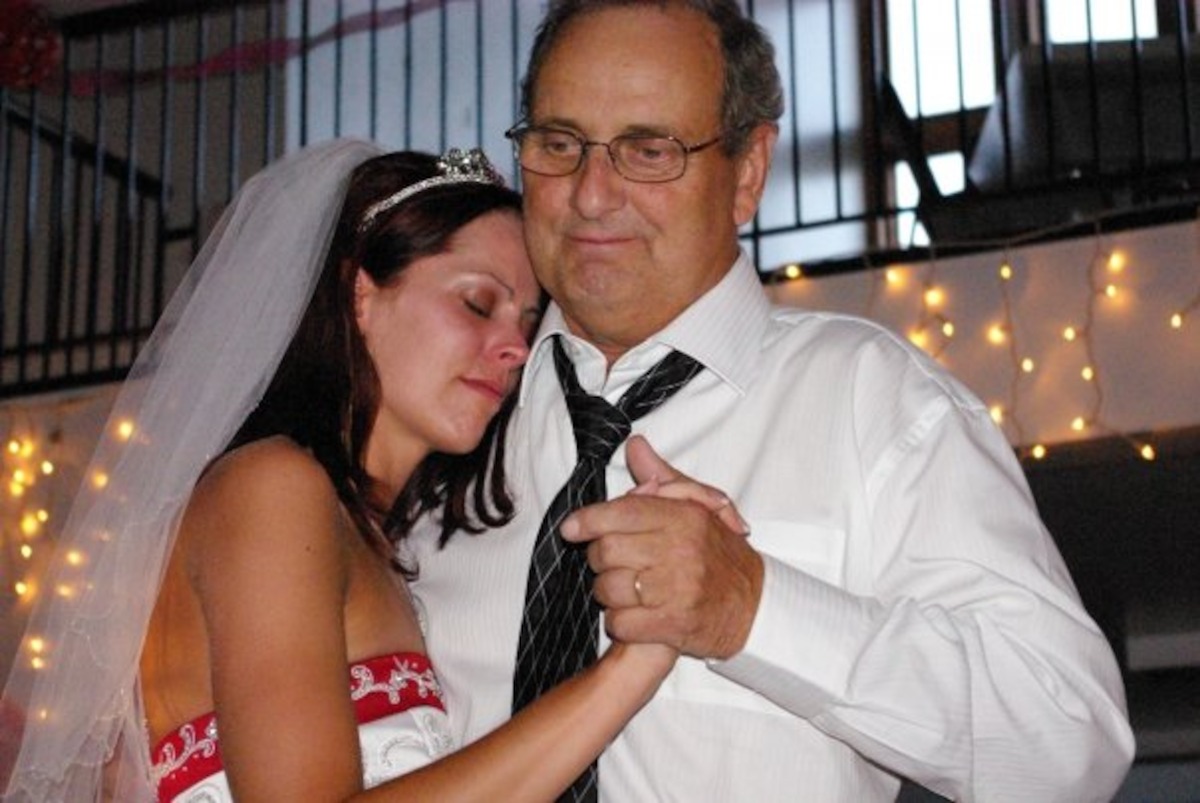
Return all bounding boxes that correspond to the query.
[151,652,444,801]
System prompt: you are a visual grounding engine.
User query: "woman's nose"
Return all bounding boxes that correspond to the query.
[494,324,532,368]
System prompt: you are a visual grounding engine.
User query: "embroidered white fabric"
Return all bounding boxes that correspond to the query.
[0,138,384,802]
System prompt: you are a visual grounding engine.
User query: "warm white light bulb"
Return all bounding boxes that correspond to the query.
[1031,444,1047,460]
[987,324,1006,345]
[1063,326,1077,341]
[115,419,136,441]
[1139,444,1156,461]
[1081,366,1095,381]
[1021,358,1035,373]
[1171,312,1184,329]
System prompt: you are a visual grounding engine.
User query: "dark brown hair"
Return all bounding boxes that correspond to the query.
[228,151,528,565]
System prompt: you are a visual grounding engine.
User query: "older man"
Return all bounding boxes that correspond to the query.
[410,1,1135,800]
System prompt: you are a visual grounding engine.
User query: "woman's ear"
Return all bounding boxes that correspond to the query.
[353,264,376,327]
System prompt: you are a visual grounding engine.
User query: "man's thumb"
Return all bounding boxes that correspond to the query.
[625,434,679,487]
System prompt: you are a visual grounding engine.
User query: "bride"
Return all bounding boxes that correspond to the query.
[0,140,737,802]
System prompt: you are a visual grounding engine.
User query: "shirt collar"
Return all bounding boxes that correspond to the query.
[518,251,770,405]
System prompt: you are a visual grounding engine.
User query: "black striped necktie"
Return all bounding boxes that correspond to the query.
[512,335,703,803]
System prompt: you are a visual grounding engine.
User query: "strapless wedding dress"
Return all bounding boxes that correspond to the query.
[150,652,453,802]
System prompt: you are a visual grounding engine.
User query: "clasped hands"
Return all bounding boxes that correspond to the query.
[560,435,763,661]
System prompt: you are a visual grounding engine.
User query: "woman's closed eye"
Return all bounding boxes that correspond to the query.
[463,288,498,318]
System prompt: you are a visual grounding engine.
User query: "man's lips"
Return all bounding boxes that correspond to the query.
[568,231,634,247]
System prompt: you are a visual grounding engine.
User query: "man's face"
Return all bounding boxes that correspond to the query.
[521,4,773,361]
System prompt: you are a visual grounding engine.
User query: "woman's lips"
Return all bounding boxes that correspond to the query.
[461,377,506,402]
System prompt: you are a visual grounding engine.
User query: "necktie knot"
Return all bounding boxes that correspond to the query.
[564,391,631,463]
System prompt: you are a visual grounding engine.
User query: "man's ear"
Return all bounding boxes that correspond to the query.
[732,123,778,227]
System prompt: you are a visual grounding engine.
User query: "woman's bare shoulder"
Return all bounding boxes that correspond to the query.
[181,436,345,572]
[197,435,332,500]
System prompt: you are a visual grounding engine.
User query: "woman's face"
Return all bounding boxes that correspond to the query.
[356,209,541,483]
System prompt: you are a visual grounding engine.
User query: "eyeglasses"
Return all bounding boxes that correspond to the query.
[504,124,724,183]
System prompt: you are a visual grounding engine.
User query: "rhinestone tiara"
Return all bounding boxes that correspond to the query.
[357,147,506,233]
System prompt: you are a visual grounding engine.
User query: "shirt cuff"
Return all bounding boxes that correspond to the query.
[706,554,881,718]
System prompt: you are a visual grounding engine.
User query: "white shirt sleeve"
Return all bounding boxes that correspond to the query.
[709,399,1136,803]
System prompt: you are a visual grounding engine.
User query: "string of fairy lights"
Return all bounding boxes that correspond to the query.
[1,389,122,678]
[768,215,1200,464]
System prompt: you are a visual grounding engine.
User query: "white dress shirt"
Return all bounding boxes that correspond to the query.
[408,252,1134,802]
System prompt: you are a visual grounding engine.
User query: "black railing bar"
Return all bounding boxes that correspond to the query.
[404,0,413,148]
[42,137,66,354]
[85,34,107,374]
[58,0,274,38]
[439,0,448,153]
[42,67,70,360]
[1125,2,1146,174]
[508,0,520,180]
[2,105,163,195]
[991,0,1015,191]
[1036,1,1058,182]
[65,157,83,377]
[0,89,11,351]
[228,3,243,199]
[908,0,927,161]
[17,91,40,385]
[265,0,279,162]
[1082,2,1103,181]
[300,0,310,146]
[192,11,209,254]
[952,0,970,187]
[113,23,141,367]
[826,0,845,220]
[131,196,150,345]
[785,0,803,223]
[865,0,889,249]
[334,0,344,138]
[1172,0,1195,161]
[157,14,175,318]
[475,0,483,148]
[745,0,762,269]
[369,0,379,140]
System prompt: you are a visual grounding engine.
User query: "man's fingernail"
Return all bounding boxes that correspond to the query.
[560,517,579,539]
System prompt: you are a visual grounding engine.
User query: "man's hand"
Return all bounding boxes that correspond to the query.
[560,435,763,660]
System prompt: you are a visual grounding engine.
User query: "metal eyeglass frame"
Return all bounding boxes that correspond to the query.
[504,123,724,183]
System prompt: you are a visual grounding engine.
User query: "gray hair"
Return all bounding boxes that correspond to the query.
[520,0,784,155]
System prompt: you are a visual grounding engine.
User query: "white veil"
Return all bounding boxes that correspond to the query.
[0,138,384,802]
